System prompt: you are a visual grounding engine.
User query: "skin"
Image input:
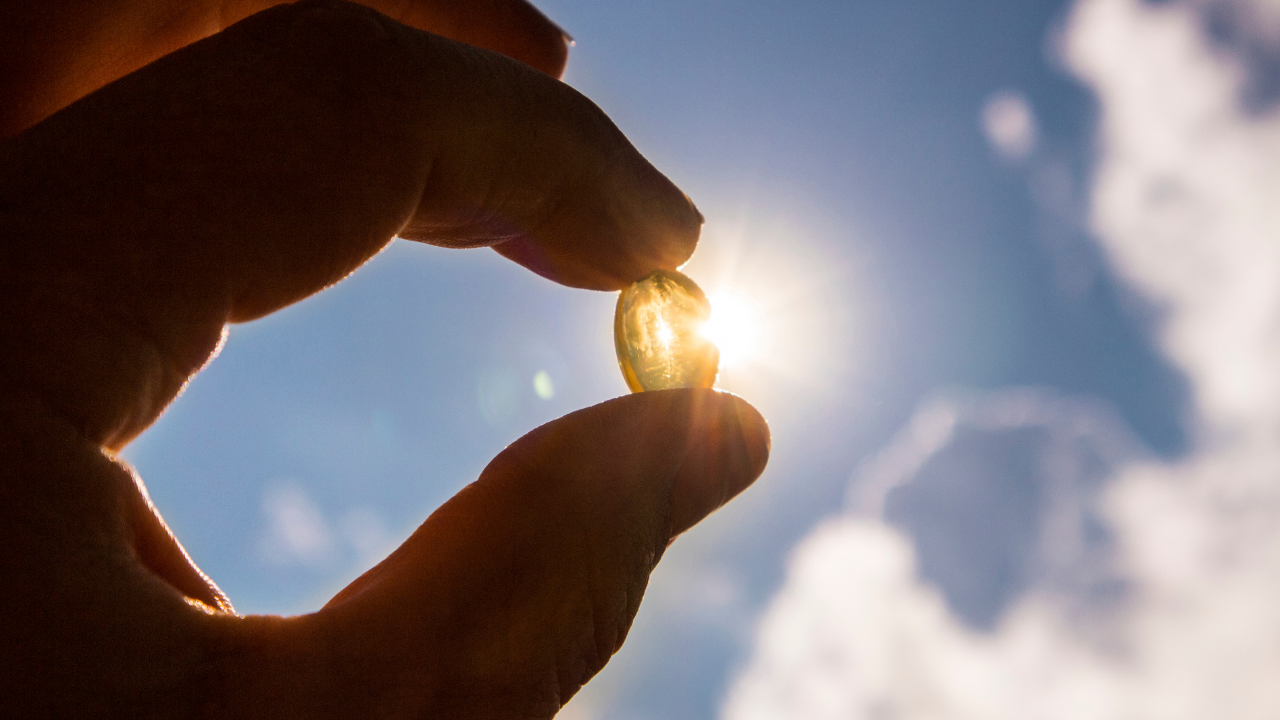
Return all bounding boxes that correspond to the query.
[0,1,770,717]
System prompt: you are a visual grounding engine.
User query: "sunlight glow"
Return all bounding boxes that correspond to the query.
[671,209,862,404]
[656,318,675,347]
[703,292,764,369]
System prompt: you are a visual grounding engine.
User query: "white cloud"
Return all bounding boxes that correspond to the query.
[556,697,598,720]
[260,482,334,566]
[1069,0,1280,433]
[851,390,1140,627]
[982,90,1039,161]
[724,518,1123,720]
[1187,0,1280,47]
[259,483,394,569]
[724,0,1280,717]
[725,392,1280,719]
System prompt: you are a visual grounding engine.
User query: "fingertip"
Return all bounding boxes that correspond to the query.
[667,389,770,537]
[497,0,571,78]
[688,193,706,227]
[710,390,770,497]
[631,171,704,283]
[521,23,570,79]
[446,0,571,78]
[729,392,771,479]
[491,166,704,291]
[649,190,704,280]
[546,28,572,80]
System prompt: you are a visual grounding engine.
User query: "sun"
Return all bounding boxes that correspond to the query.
[701,291,764,369]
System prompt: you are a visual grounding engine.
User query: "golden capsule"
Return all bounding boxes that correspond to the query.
[614,269,720,392]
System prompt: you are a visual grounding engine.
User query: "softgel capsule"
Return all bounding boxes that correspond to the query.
[614,269,720,392]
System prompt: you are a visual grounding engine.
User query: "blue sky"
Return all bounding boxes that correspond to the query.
[123,0,1280,717]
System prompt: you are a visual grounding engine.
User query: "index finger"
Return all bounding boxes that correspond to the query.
[1,0,568,137]
[0,0,701,448]
[233,0,572,77]
[386,0,570,76]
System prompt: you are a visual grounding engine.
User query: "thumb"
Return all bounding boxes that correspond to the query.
[234,390,769,718]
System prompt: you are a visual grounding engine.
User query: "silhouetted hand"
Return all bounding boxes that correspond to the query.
[0,1,770,716]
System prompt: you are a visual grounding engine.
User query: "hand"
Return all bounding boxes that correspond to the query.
[0,1,770,717]
[0,0,571,138]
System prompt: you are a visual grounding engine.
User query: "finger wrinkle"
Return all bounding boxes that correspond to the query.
[499,187,568,274]
[578,523,621,676]
[122,461,236,614]
[0,281,220,448]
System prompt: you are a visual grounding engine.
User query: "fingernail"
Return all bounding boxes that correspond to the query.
[668,392,770,537]
[684,193,705,225]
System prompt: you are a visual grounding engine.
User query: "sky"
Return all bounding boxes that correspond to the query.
[121,0,1280,717]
